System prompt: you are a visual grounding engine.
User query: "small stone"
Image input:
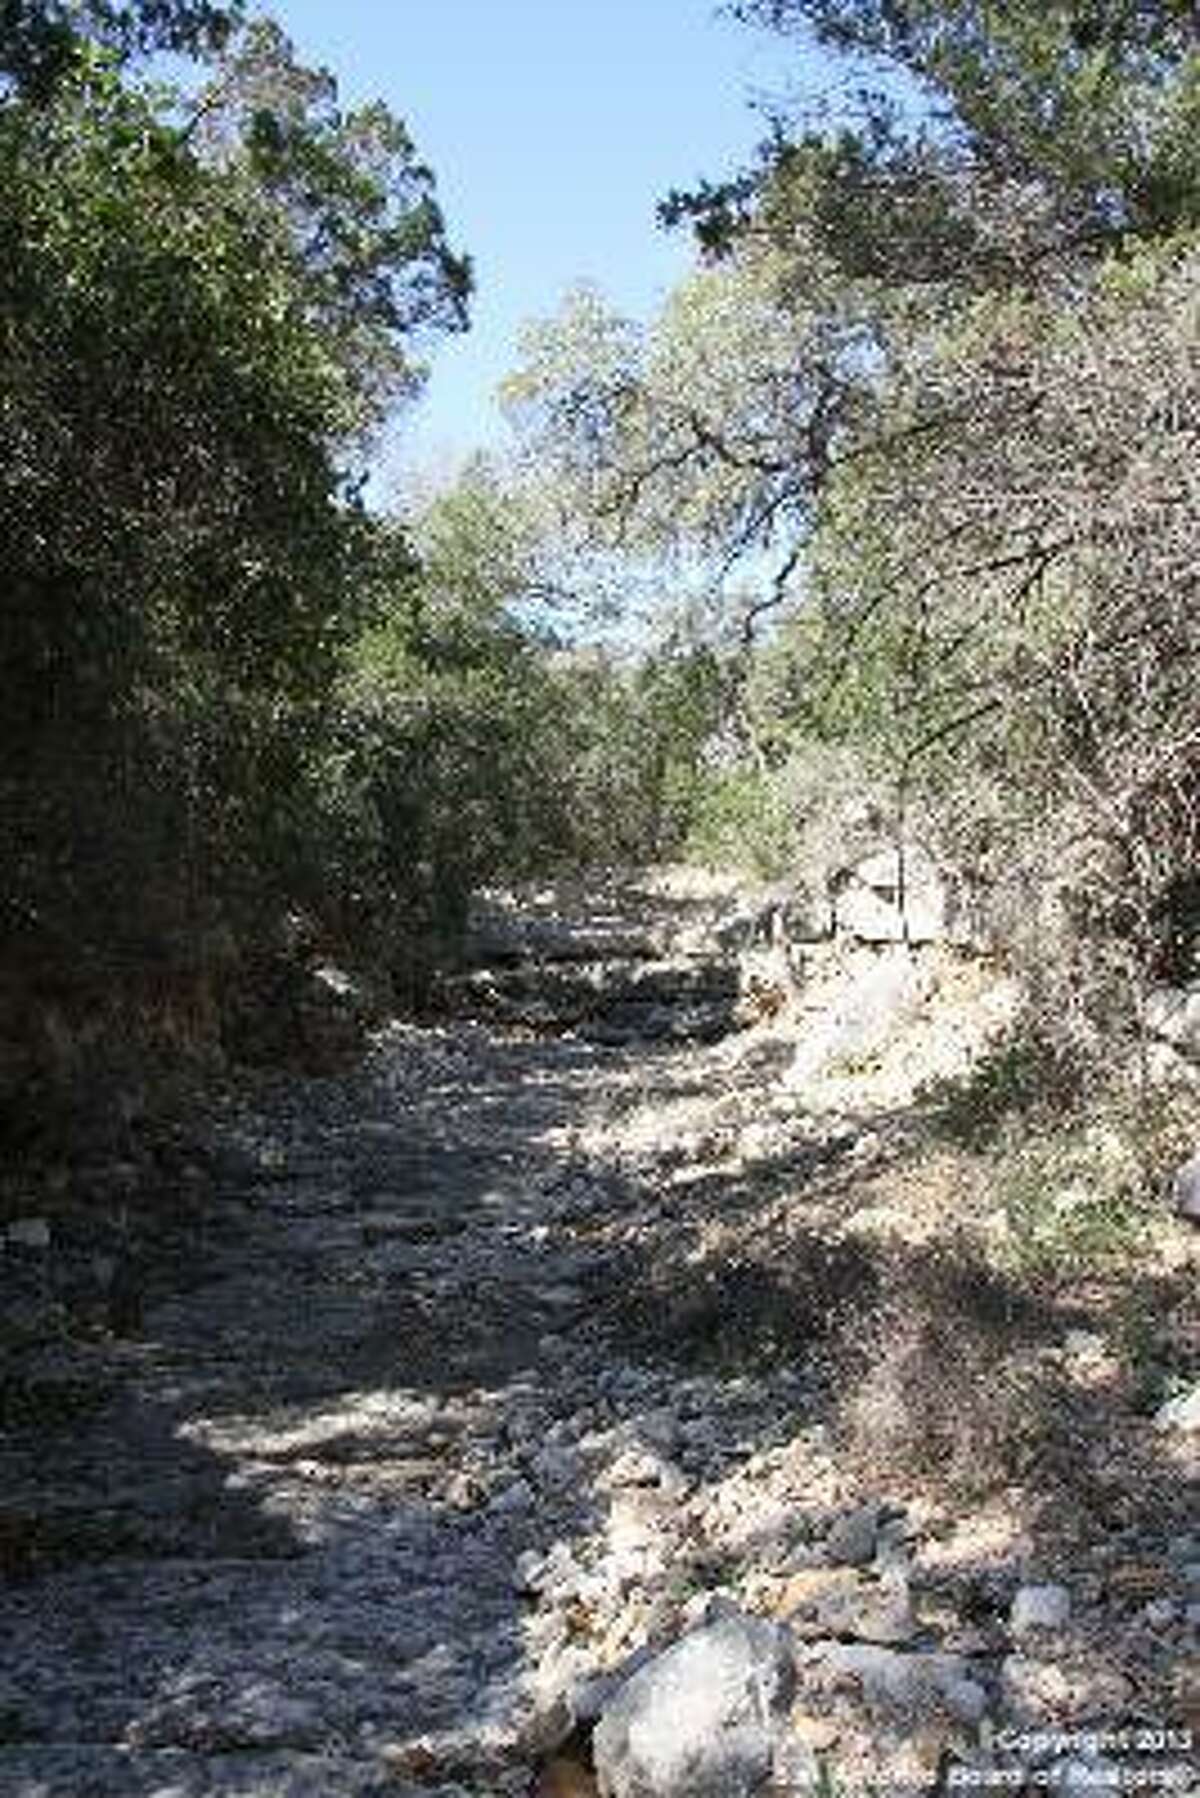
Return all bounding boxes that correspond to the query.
[942,1678,989,1725]
[826,1503,880,1567]
[816,1644,973,1721]
[1001,1655,1072,1722]
[532,1445,578,1487]
[535,1284,585,1313]
[1155,1383,1200,1433]
[7,1217,51,1249]
[491,1478,534,1515]
[1143,1598,1178,1628]
[607,1488,674,1557]
[602,1448,665,1489]
[444,1472,471,1508]
[816,1566,917,1646]
[514,1550,544,1593]
[1010,1583,1071,1635]
[632,1409,682,1455]
[775,1566,861,1618]
[788,1710,840,1752]
[1063,1329,1106,1358]
[1171,1151,1200,1223]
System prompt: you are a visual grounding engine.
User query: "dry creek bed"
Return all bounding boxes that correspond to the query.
[0,877,1198,1796]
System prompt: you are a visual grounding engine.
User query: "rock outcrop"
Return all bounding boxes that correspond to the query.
[831,843,949,945]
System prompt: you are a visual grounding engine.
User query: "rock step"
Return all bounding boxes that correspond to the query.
[442,957,741,1036]
[464,919,664,967]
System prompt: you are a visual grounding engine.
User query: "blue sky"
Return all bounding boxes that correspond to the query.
[259,2,831,490]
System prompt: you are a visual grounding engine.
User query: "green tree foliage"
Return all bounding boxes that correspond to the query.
[501,252,884,640]
[0,29,469,1014]
[801,237,1200,969]
[497,0,1200,1005]
[673,3,1200,277]
[315,470,729,994]
[649,0,1200,993]
[0,1,243,99]
[548,643,728,864]
[316,483,571,987]
[191,19,470,435]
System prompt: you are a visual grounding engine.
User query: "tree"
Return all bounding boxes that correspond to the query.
[798,235,1200,975]
[317,477,580,984]
[501,250,882,645]
[675,2,1200,277]
[0,37,469,986]
[642,0,1200,1002]
[0,1,243,99]
[189,18,471,439]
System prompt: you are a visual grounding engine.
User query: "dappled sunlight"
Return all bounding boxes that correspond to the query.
[4,869,1198,1792]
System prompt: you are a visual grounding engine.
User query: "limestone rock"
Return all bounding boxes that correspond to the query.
[825,1503,880,1568]
[1010,1583,1071,1636]
[1171,1152,1200,1224]
[831,845,947,945]
[812,1643,985,1724]
[592,1608,794,1798]
[525,1667,625,1760]
[773,1566,861,1625]
[815,1579,917,1646]
[1155,1382,1200,1433]
[1145,985,1200,1057]
[1000,1655,1073,1723]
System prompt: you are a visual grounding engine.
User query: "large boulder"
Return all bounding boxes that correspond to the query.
[712,886,833,954]
[592,1607,794,1798]
[1145,984,1200,1058]
[831,845,948,945]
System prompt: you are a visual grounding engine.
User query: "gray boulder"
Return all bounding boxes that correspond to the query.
[1171,1152,1200,1225]
[1145,984,1200,1057]
[1155,1381,1200,1433]
[1010,1583,1071,1636]
[831,844,947,945]
[824,1502,881,1567]
[592,1607,795,1798]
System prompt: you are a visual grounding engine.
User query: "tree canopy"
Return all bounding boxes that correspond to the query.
[667,2,1200,281]
[0,14,472,1003]
[0,0,243,97]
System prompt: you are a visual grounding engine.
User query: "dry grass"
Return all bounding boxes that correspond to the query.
[827,1241,1064,1500]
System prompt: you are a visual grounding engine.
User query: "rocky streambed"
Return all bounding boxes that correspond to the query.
[1,873,1197,1796]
